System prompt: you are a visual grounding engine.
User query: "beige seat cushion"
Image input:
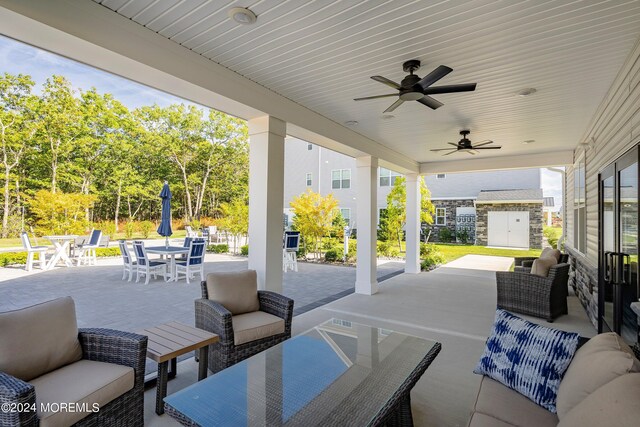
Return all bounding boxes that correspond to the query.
[31,359,134,427]
[468,412,515,427]
[557,373,640,427]
[0,297,83,381]
[540,247,562,262]
[530,256,558,277]
[556,332,640,418]
[206,270,260,315]
[472,376,558,427]
[232,311,285,346]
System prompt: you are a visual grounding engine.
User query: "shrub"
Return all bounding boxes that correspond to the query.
[438,227,453,243]
[387,246,400,258]
[0,247,121,267]
[322,237,340,250]
[124,221,136,239]
[346,243,357,263]
[324,248,340,262]
[456,229,470,244]
[97,221,117,239]
[208,244,229,253]
[139,220,154,239]
[96,247,121,257]
[190,219,202,231]
[421,252,446,270]
[296,245,307,259]
[377,241,391,257]
[240,245,249,256]
[420,242,438,257]
[543,226,562,249]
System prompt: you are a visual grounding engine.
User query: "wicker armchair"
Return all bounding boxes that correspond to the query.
[196,273,294,374]
[0,299,147,427]
[496,263,570,322]
[513,253,569,273]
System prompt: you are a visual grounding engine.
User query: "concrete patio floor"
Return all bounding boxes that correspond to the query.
[142,255,595,427]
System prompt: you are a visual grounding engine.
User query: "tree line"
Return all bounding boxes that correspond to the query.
[0,73,249,238]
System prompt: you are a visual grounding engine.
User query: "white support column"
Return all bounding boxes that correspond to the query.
[355,156,378,295]
[248,116,286,293]
[405,173,421,274]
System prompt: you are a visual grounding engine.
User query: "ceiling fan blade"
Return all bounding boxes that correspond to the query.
[416,96,444,110]
[474,146,502,149]
[384,98,405,113]
[447,142,458,147]
[416,65,452,90]
[472,140,494,147]
[443,149,458,156]
[467,150,477,155]
[371,76,401,90]
[354,94,399,101]
[430,148,458,152]
[423,83,477,94]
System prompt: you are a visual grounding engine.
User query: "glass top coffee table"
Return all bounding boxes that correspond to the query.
[164,319,441,426]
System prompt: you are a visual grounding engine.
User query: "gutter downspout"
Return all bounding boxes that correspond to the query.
[546,167,565,249]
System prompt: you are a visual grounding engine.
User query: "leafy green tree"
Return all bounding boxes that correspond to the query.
[28,189,96,235]
[0,73,37,237]
[290,189,339,259]
[381,176,435,250]
[36,75,84,193]
[220,199,249,254]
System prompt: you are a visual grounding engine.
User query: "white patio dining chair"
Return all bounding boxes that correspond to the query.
[76,229,102,266]
[118,240,136,281]
[175,238,206,284]
[185,225,199,238]
[132,240,167,284]
[20,231,48,271]
[283,231,300,272]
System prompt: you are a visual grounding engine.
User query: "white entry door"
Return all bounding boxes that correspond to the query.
[487,211,530,248]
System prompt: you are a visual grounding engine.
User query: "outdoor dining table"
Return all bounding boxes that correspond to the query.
[43,235,78,270]
[146,246,189,282]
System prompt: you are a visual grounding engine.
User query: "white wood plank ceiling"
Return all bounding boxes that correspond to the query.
[93,0,640,164]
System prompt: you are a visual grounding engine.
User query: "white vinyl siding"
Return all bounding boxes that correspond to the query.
[566,41,640,264]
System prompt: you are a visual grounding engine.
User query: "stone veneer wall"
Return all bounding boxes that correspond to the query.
[428,199,475,243]
[475,203,543,249]
[566,247,599,328]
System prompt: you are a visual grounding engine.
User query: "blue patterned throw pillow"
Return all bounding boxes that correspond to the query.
[474,309,579,412]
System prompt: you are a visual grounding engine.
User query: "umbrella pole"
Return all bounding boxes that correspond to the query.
[165,236,169,248]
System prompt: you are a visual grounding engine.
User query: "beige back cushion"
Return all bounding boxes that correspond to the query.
[206,270,260,315]
[0,297,83,381]
[540,247,562,262]
[530,256,557,277]
[556,333,640,418]
[557,373,640,427]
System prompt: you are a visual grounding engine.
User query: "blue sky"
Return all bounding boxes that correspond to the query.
[0,35,562,210]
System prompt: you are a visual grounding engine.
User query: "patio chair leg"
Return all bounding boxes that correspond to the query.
[136,270,141,283]
[26,252,33,271]
[145,272,150,285]
[39,252,46,270]
[122,268,126,280]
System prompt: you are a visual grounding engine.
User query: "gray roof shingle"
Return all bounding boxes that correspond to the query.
[476,189,543,203]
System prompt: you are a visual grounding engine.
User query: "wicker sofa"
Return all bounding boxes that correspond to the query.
[0,297,147,427]
[195,270,294,374]
[496,263,570,322]
[468,333,640,427]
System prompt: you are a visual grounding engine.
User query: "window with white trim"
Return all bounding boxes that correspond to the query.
[435,208,446,226]
[436,173,446,179]
[340,208,351,226]
[332,169,351,189]
[307,143,313,150]
[574,155,586,253]
[306,172,312,186]
[379,167,401,186]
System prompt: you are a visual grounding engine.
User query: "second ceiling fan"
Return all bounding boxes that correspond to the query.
[430,130,501,156]
[354,59,477,112]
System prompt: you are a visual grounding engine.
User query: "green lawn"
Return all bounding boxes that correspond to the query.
[434,243,541,263]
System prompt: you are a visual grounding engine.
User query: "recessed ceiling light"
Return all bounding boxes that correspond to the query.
[381,115,395,120]
[517,88,537,97]
[228,7,257,25]
[344,120,358,126]
[522,140,535,144]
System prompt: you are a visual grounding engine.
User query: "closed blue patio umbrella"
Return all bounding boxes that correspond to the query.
[157,181,172,247]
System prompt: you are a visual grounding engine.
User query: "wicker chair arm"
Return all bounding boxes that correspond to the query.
[258,291,294,321]
[195,299,234,346]
[0,372,38,427]
[496,271,552,292]
[78,328,147,384]
[513,266,532,273]
[513,256,538,267]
